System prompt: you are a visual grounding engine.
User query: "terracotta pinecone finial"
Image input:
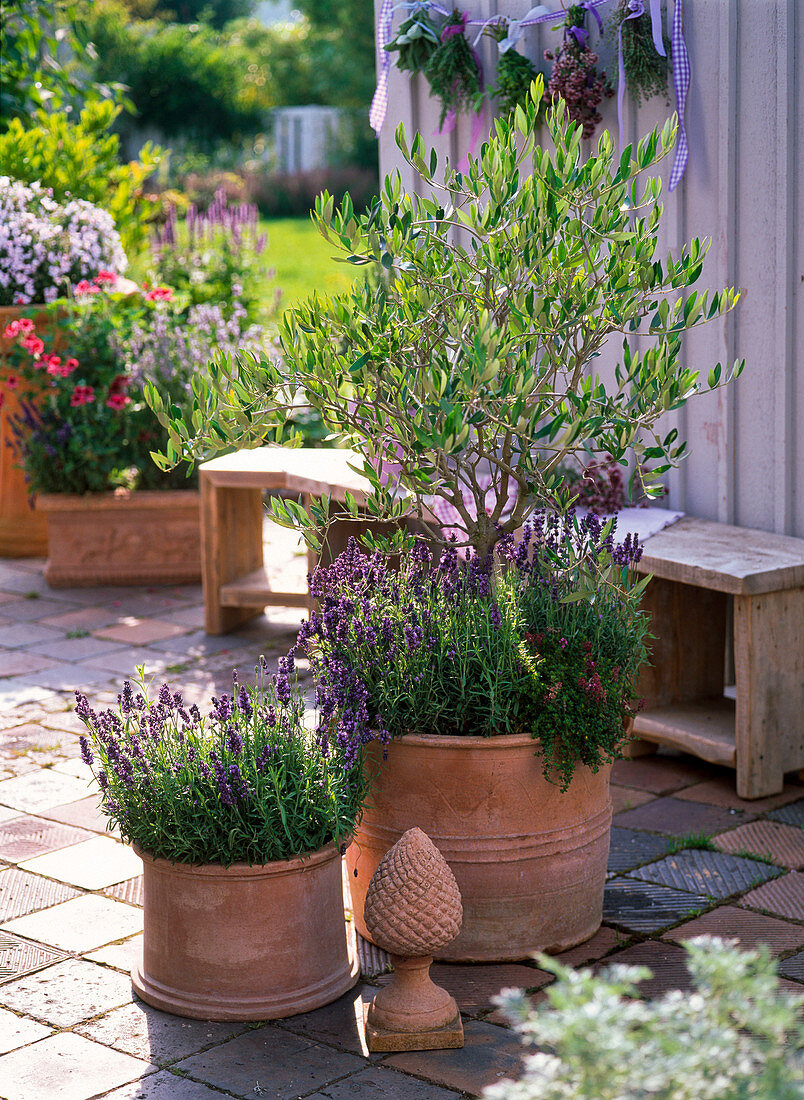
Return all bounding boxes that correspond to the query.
[364,826,462,957]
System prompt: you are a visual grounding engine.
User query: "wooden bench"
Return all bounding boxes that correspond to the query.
[633,516,804,799]
[200,446,397,635]
[201,451,803,799]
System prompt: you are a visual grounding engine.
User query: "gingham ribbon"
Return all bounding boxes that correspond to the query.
[369,0,397,133]
[668,0,690,190]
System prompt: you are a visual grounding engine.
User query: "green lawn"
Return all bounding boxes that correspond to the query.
[259,217,356,314]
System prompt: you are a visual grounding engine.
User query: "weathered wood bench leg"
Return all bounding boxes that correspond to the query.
[734,587,804,799]
[636,577,728,706]
[201,478,265,635]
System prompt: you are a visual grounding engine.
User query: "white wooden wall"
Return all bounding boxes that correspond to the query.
[374,0,803,538]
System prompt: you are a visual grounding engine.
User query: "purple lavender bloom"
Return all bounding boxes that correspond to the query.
[79,736,93,766]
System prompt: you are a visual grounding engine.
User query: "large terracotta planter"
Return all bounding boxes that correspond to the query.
[132,842,358,1020]
[37,489,201,587]
[348,734,612,962]
[0,305,50,557]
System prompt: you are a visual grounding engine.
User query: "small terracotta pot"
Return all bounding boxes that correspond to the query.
[0,305,51,557]
[348,734,612,962]
[133,842,358,1020]
[37,489,201,586]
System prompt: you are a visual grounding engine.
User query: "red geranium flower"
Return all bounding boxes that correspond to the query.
[23,335,44,357]
[5,375,19,390]
[65,358,79,374]
[95,271,117,284]
[3,320,21,338]
[106,392,131,411]
[18,318,35,333]
[144,286,173,302]
[70,385,95,406]
[75,280,100,296]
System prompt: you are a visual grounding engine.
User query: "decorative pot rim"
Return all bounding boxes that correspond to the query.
[379,731,542,750]
[37,489,201,511]
[133,838,348,879]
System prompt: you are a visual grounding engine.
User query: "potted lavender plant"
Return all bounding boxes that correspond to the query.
[0,176,126,556]
[75,659,369,1020]
[149,82,744,960]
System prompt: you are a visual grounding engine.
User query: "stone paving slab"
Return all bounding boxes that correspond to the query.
[2,894,142,954]
[613,795,755,835]
[767,799,804,828]
[308,1065,464,1098]
[0,1030,153,1100]
[607,827,673,874]
[0,815,95,862]
[174,1025,367,1100]
[0,958,133,1027]
[627,849,782,900]
[714,819,804,870]
[274,983,378,1057]
[99,1071,235,1099]
[0,1004,52,1054]
[0,651,59,678]
[0,769,90,813]
[19,835,143,889]
[674,777,804,813]
[611,755,718,794]
[2,598,78,623]
[86,933,143,972]
[739,871,804,922]
[603,877,713,933]
[0,932,68,985]
[95,619,193,646]
[35,794,109,833]
[104,877,144,907]
[383,1020,523,1095]
[0,866,80,921]
[778,951,804,982]
[594,940,694,997]
[76,1000,247,1067]
[663,904,804,953]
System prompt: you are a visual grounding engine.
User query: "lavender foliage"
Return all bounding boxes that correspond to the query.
[298,516,650,790]
[75,663,369,865]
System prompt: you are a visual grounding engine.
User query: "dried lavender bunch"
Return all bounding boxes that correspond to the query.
[75,661,369,865]
[545,5,613,139]
[296,518,649,791]
[610,0,671,107]
[488,21,540,119]
[385,3,443,75]
[425,9,484,128]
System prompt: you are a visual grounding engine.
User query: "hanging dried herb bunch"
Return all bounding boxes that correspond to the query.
[545,4,613,140]
[487,19,541,119]
[385,3,444,76]
[425,9,484,127]
[610,0,671,106]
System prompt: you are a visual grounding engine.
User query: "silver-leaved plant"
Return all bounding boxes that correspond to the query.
[487,935,804,1100]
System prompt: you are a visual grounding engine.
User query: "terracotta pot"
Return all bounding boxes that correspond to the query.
[132,842,358,1020]
[348,734,612,962]
[37,489,201,586]
[0,305,51,557]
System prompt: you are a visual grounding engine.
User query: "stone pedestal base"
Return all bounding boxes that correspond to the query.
[364,1004,464,1052]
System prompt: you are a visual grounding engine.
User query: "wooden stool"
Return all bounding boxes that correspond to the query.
[633,517,804,799]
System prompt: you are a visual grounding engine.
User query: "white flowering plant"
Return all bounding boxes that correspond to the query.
[0,177,127,306]
[487,936,804,1100]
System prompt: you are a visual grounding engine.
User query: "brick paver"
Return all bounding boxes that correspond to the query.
[0,545,801,1099]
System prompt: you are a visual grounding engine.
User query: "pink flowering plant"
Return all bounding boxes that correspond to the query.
[0,177,126,305]
[3,273,263,495]
[74,662,370,865]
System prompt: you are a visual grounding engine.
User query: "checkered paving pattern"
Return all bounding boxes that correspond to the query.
[0,541,802,1099]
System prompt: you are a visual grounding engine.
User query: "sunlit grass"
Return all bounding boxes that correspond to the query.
[258,216,357,315]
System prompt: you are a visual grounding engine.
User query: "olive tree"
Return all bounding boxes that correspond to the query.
[148,78,742,558]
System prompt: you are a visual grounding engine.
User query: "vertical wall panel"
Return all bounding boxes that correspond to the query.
[372,0,804,537]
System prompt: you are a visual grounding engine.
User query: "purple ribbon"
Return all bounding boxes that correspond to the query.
[668,0,690,190]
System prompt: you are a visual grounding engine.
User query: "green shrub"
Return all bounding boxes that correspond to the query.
[489,936,804,1100]
[0,101,162,257]
[87,2,273,146]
